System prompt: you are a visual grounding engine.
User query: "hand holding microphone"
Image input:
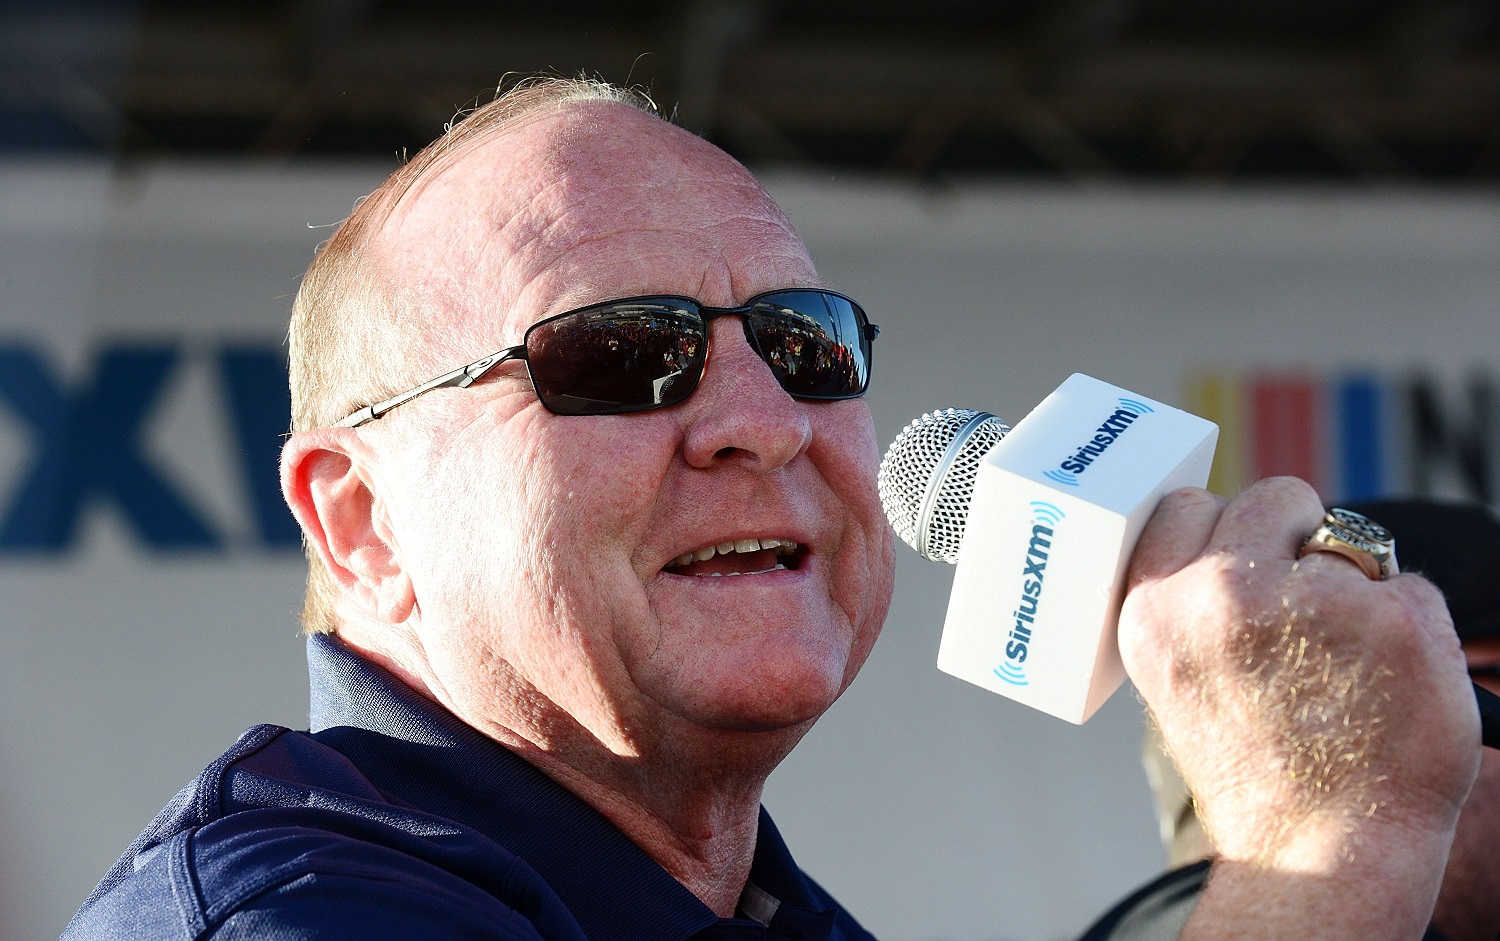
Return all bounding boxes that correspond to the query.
[880,375,1490,937]
[878,372,1497,745]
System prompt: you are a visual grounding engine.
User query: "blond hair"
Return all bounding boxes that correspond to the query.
[288,76,660,635]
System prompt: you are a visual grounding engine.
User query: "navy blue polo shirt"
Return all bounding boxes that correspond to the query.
[64,634,876,941]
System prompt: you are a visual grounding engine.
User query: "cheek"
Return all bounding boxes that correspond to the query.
[382,416,558,625]
[522,418,678,555]
[464,415,679,636]
[813,403,897,652]
[396,469,532,630]
[812,400,881,511]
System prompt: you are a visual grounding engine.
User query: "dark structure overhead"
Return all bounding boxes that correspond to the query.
[4,0,1499,181]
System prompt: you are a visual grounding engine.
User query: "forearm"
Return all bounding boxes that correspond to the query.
[1182,817,1454,941]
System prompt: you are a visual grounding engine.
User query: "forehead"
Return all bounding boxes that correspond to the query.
[370,103,818,353]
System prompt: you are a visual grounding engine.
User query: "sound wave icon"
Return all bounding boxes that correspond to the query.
[994,661,1029,686]
[1117,397,1155,416]
[1043,469,1080,486]
[1030,501,1065,527]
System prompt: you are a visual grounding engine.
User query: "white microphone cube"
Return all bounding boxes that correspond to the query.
[937,374,1218,723]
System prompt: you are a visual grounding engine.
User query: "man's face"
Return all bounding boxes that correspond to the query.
[362,104,896,761]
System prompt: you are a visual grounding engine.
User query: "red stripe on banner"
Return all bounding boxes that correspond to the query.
[1250,374,1322,489]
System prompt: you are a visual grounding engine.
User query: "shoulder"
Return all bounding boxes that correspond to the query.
[64,725,582,941]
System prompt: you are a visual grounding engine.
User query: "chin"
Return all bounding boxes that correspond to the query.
[680,654,851,734]
[702,698,831,735]
[627,613,869,739]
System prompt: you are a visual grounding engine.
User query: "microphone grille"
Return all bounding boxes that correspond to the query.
[878,408,1010,564]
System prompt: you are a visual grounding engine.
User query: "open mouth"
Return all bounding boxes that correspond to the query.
[662,537,805,577]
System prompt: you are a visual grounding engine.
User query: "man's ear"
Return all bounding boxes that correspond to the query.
[280,428,415,624]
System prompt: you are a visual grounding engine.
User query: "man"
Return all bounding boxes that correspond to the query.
[63,77,1480,940]
[1082,499,1500,941]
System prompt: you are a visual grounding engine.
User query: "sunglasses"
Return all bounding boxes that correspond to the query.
[337,288,878,426]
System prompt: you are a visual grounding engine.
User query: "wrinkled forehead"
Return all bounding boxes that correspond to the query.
[367,102,816,353]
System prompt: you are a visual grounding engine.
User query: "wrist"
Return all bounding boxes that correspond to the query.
[1187,816,1456,941]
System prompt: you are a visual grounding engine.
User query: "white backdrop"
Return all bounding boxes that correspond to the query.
[2,159,1497,941]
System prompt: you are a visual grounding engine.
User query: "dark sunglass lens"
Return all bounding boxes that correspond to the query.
[746,291,871,399]
[525,303,706,415]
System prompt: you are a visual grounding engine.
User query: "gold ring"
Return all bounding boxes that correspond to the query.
[1298,507,1398,580]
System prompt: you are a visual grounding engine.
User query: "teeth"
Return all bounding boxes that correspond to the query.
[667,538,800,569]
[706,564,788,577]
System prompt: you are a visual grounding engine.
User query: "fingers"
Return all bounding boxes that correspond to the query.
[1131,478,1333,586]
[1384,568,1465,649]
[1203,476,1326,565]
[1292,543,1395,586]
[1129,487,1228,583]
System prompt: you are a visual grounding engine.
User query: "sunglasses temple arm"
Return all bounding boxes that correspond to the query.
[458,346,525,386]
[336,347,524,428]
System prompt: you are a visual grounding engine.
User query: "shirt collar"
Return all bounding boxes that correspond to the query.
[306,634,839,941]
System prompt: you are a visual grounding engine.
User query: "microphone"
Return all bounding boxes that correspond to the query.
[879,374,1218,723]
[881,377,1500,749]
[878,408,1011,565]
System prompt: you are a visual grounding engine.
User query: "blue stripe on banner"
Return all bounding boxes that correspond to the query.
[1337,374,1384,502]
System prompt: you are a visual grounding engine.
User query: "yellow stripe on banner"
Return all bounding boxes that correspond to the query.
[1183,370,1243,498]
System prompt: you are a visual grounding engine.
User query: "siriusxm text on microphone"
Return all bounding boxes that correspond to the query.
[992,499,1065,687]
[1047,400,1153,485]
[937,374,1218,723]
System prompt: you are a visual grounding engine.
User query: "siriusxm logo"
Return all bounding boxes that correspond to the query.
[993,501,1065,687]
[1043,398,1154,487]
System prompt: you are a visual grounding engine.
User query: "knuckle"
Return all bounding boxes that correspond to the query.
[1385,574,1459,650]
[1242,475,1321,507]
[1391,570,1445,609]
[1157,485,1225,515]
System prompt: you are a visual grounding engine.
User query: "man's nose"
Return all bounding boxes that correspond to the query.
[679,317,813,472]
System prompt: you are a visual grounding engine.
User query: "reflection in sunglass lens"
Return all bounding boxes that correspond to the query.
[527,305,706,415]
[522,290,870,415]
[746,291,869,399]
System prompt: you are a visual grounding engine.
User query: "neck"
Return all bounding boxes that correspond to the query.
[573,767,766,916]
[507,724,795,917]
[336,625,807,916]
